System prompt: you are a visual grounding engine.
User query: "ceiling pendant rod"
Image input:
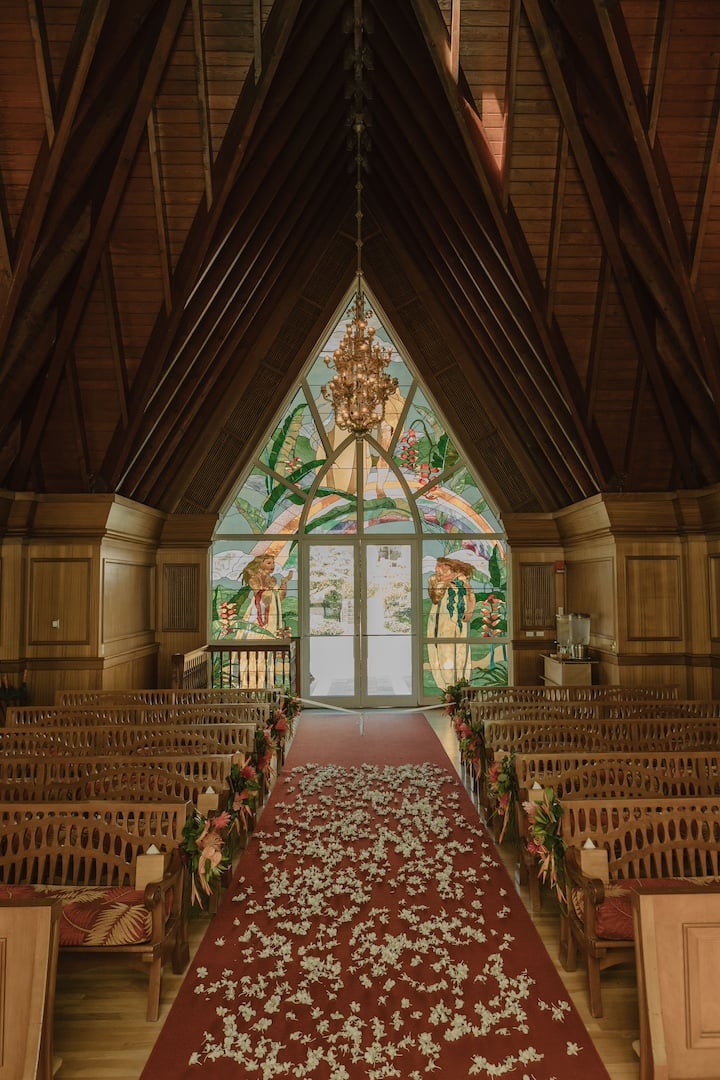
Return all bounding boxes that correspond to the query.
[320,0,398,438]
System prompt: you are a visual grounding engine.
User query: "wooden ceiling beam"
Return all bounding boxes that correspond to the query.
[191,0,214,209]
[154,35,343,382]
[370,23,611,488]
[648,0,673,147]
[102,0,315,489]
[141,166,350,510]
[10,0,188,489]
[0,0,111,364]
[690,71,720,287]
[123,111,347,499]
[404,0,612,488]
[65,350,92,490]
[27,0,55,142]
[501,0,522,210]
[590,0,720,402]
[146,107,173,314]
[368,142,593,502]
[100,250,130,430]
[585,250,610,425]
[367,184,578,508]
[522,0,699,488]
[545,126,568,321]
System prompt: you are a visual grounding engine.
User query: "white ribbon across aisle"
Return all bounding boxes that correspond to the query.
[291,696,448,737]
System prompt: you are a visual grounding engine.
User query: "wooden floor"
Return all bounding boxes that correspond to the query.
[51,713,641,1079]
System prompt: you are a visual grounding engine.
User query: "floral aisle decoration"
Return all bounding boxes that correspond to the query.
[523,787,567,907]
[181,807,235,908]
[251,724,277,787]
[453,709,487,783]
[441,675,470,717]
[486,751,519,843]
[270,690,301,743]
[228,756,261,832]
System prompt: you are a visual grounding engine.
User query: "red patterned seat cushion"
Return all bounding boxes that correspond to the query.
[0,884,154,946]
[570,877,719,941]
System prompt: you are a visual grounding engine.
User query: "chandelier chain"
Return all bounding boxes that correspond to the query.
[320,0,399,438]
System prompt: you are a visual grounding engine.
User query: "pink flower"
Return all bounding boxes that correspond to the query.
[211,810,231,831]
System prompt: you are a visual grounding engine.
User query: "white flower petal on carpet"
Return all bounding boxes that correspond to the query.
[180,760,595,1077]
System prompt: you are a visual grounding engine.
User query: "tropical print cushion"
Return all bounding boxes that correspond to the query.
[0,884,154,946]
[570,876,713,941]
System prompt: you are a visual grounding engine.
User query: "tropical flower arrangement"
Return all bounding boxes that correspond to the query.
[441,676,470,717]
[453,709,486,781]
[228,756,261,830]
[252,724,277,784]
[181,807,235,908]
[486,752,518,843]
[270,691,301,743]
[523,787,567,907]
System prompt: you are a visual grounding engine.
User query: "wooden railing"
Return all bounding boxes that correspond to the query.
[170,647,209,690]
[171,640,298,694]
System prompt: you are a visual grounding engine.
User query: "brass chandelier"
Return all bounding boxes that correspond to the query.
[321,1,398,437]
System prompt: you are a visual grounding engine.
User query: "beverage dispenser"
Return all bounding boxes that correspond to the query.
[555,613,590,659]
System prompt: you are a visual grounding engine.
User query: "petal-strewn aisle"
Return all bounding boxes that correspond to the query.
[141,713,610,1079]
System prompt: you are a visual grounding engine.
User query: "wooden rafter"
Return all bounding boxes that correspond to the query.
[407,0,612,489]
[545,126,568,321]
[127,119,348,501]
[501,0,522,209]
[27,0,55,142]
[648,0,674,147]
[100,250,130,429]
[191,0,214,208]
[102,0,309,491]
[590,0,720,401]
[690,69,720,288]
[146,108,173,314]
[11,0,188,488]
[0,0,111,365]
[522,0,700,487]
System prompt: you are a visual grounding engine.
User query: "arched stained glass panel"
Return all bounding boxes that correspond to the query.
[211,286,508,701]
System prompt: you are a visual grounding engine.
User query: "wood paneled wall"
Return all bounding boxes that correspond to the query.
[505,487,720,696]
[1,488,719,703]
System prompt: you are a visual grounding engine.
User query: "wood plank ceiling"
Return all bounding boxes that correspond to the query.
[0,0,718,517]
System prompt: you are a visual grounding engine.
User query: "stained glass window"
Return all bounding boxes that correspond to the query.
[211,287,508,699]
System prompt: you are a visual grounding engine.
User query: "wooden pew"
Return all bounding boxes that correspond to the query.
[484,717,720,757]
[55,687,285,706]
[0,897,62,1080]
[0,800,191,1021]
[5,702,273,726]
[0,722,258,757]
[514,750,720,796]
[470,698,720,726]
[0,753,237,806]
[560,796,720,1018]
[464,684,679,703]
[633,884,720,1079]
[514,751,720,910]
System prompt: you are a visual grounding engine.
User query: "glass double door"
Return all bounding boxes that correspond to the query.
[306,541,415,708]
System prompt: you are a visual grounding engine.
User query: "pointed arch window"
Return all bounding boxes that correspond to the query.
[211,290,508,701]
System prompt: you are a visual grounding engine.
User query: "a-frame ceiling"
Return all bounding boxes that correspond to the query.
[1,0,719,518]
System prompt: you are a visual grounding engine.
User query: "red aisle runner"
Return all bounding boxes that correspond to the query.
[142,713,610,1079]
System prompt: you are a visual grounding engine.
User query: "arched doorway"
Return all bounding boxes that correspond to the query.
[210,288,508,708]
